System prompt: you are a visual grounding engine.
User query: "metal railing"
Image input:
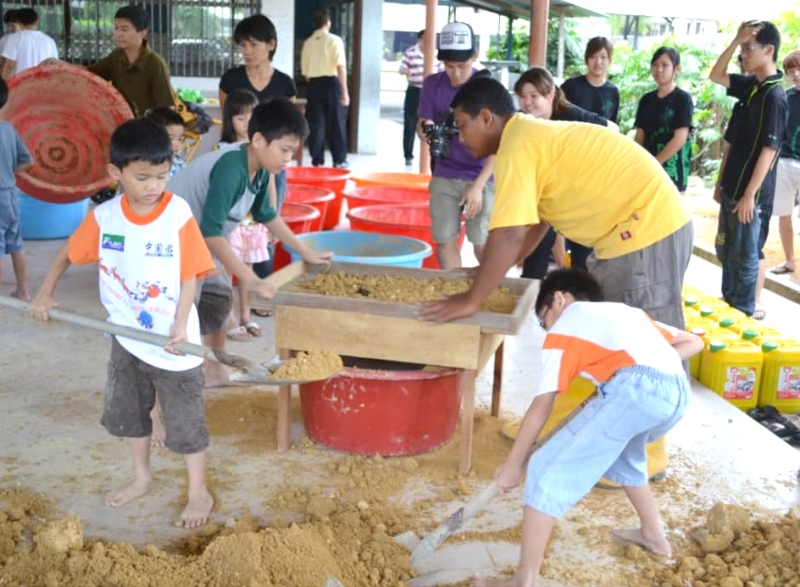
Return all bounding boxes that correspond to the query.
[0,0,260,78]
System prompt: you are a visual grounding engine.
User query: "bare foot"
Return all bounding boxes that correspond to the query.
[104,477,151,507]
[150,408,166,448]
[473,573,533,587]
[10,289,30,301]
[611,527,672,556]
[175,489,214,528]
[203,360,232,388]
[212,348,251,370]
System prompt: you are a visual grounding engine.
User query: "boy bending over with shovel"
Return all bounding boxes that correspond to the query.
[475,269,702,587]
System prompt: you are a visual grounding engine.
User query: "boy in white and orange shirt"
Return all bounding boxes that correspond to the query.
[31,118,216,529]
[475,268,703,587]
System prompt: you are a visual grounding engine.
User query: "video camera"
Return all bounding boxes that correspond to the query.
[422,111,459,160]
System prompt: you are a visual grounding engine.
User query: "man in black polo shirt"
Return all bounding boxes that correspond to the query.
[709,21,787,318]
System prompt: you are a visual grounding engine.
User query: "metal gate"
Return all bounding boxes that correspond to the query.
[0,0,260,78]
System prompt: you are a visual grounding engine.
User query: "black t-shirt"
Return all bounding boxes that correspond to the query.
[721,72,787,205]
[781,88,800,160]
[552,103,609,125]
[560,75,620,123]
[634,87,694,192]
[219,66,297,103]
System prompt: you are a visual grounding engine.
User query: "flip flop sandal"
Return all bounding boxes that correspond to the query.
[757,409,799,438]
[786,432,800,447]
[226,325,252,342]
[753,308,767,321]
[251,308,273,318]
[243,322,264,338]
[747,405,781,423]
[770,264,794,275]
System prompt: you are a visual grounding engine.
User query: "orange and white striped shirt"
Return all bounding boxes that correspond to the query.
[537,301,683,397]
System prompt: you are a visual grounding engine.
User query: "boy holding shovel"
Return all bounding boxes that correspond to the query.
[474,268,703,587]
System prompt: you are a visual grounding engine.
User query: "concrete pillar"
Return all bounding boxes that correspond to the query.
[528,0,548,68]
[350,0,382,154]
[556,10,565,78]
[262,0,294,76]
[420,0,437,175]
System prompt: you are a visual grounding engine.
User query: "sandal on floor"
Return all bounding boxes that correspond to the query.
[753,406,799,438]
[753,308,767,321]
[243,322,264,337]
[251,308,273,318]
[770,264,795,275]
[226,325,252,342]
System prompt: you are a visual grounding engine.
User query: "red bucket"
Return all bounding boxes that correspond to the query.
[285,185,334,232]
[346,203,465,270]
[273,201,321,271]
[350,172,430,190]
[342,185,429,211]
[285,167,351,229]
[299,365,464,456]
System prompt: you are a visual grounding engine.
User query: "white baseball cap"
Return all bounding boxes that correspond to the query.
[437,22,476,62]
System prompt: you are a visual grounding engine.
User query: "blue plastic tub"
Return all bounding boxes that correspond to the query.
[286,230,432,268]
[19,193,89,240]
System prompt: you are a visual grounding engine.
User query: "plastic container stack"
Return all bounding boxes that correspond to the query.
[682,286,800,413]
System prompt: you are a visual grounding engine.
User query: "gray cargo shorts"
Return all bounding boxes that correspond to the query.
[101,337,209,454]
[428,176,494,246]
[197,264,234,336]
[587,221,693,329]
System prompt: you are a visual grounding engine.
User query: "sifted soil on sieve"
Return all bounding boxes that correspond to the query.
[296,272,519,314]
[268,350,344,382]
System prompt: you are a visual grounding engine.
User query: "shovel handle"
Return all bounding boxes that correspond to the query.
[0,294,213,360]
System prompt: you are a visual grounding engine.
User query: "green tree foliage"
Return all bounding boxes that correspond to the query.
[487,17,583,74]
[609,40,737,182]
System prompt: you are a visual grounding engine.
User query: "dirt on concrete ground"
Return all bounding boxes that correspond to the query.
[2,220,800,587]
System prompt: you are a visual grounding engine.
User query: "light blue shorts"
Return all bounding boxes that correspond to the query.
[523,365,690,519]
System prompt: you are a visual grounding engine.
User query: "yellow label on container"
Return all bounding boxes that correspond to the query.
[724,366,757,400]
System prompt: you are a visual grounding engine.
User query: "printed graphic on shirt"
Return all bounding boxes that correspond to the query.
[99,259,178,330]
[145,241,174,258]
[102,233,124,252]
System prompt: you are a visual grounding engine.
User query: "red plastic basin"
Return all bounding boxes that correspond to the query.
[285,186,334,232]
[285,166,351,229]
[299,366,464,456]
[273,201,321,271]
[342,185,429,211]
[346,203,465,270]
[350,172,430,190]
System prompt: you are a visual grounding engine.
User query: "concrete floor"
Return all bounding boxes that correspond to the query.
[2,110,800,585]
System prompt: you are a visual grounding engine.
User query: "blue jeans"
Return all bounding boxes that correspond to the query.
[523,366,689,518]
[715,195,760,316]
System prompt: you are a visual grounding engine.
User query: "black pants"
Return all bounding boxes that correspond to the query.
[403,85,421,161]
[306,76,348,166]
[521,227,558,280]
[566,239,592,271]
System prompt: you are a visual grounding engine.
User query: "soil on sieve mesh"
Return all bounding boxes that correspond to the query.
[296,272,520,314]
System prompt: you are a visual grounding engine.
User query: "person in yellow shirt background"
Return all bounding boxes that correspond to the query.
[419,75,693,331]
[300,9,349,169]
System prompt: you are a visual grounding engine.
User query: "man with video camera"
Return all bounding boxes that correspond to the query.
[418,22,494,270]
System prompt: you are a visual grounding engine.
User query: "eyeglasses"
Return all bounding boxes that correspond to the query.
[740,43,764,53]
[537,304,552,330]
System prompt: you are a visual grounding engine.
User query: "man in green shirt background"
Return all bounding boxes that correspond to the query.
[87,4,173,117]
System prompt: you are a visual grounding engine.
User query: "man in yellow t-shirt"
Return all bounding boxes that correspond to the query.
[300,9,349,168]
[419,76,693,329]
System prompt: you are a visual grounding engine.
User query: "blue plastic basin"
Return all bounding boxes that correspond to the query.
[19,193,89,240]
[285,230,432,268]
